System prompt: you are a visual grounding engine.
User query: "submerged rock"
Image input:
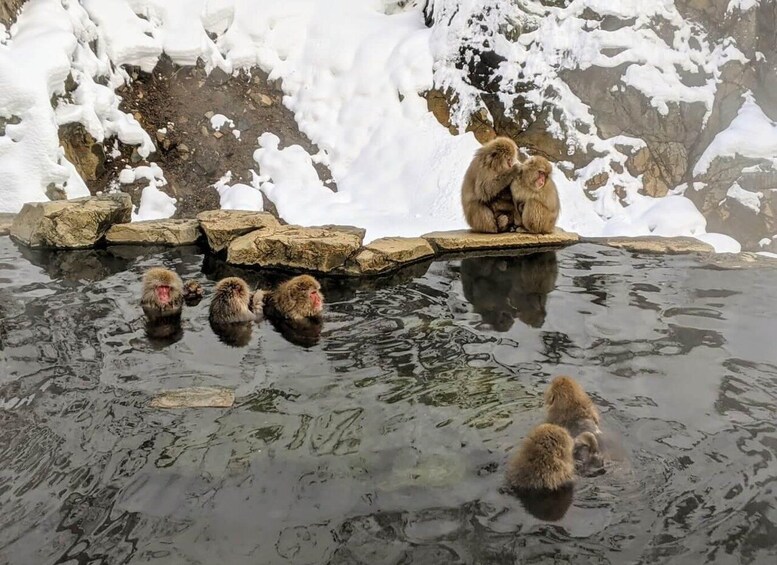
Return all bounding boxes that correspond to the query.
[106,219,201,246]
[150,386,235,408]
[588,236,714,255]
[197,210,280,252]
[0,213,14,236]
[228,224,365,272]
[10,194,132,249]
[422,229,579,253]
[345,237,435,275]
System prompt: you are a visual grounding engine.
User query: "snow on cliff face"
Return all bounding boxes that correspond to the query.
[0,0,762,252]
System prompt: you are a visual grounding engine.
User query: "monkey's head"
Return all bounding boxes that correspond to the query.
[478,137,518,171]
[530,423,574,460]
[183,281,204,300]
[217,277,251,302]
[143,268,183,305]
[544,375,586,411]
[521,156,553,190]
[289,275,324,315]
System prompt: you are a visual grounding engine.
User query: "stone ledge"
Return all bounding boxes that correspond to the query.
[343,237,436,275]
[106,219,201,246]
[585,236,714,255]
[0,213,14,236]
[197,210,280,252]
[422,228,579,253]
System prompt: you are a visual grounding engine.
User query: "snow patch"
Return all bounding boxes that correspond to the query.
[695,232,741,253]
[210,113,234,131]
[725,182,762,213]
[214,170,263,211]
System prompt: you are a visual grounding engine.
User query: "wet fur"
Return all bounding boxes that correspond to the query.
[506,423,574,491]
[461,137,522,234]
[510,156,560,234]
[209,277,255,324]
[544,375,601,437]
[182,280,204,306]
[265,275,324,321]
[573,431,605,476]
[141,268,183,320]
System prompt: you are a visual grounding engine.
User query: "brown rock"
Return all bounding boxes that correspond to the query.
[422,229,579,253]
[197,210,280,252]
[106,219,201,246]
[150,387,235,409]
[701,251,777,269]
[59,123,106,182]
[0,213,14,236]
[228,224,365,272]
[347,237,436,274]
[10,194,132,249]
[587,236,714,254]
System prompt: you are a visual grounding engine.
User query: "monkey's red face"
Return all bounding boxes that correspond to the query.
[309,289,323,313]
[535,170,547,189]
[156,285,172,304]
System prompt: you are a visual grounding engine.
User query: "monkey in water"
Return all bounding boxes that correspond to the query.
[209,277,256,324]
[544,375,601,437]
[141,268,183,321]
[573,431,605,476]
[461,137,522,234]
[263,275,324,321]
[510,155,560,234]
[506,423,575,492]
[182,281,204,306]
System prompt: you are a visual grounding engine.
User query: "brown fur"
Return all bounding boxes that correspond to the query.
[209,277,255,324]
[544,376,601,437]
[506,423,575,491]
[461,137,522,233]
[510,156,560,234]
[182,280,204,306]
[573,431,604,476]
[266,275,324,321]
[141,268,183,320]
[249,289,267,319]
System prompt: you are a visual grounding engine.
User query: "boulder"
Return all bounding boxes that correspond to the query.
[346,237,435,275]
[150,387,235,409]
[106,219,201,246]
[197,210,280,252]
[587,236,714,255]
[10,194,132,249]
[228,224,365,272]
[0,213,14,236]
[422,229,579,253]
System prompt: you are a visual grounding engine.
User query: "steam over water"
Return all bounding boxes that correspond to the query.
[1,238,776,564]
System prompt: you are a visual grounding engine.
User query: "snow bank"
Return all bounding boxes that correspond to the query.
[214,171,264,211]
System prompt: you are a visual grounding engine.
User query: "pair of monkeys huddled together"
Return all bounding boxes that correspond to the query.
[140,267,324,329]
[461,137,560,234]
[507,376,603,494]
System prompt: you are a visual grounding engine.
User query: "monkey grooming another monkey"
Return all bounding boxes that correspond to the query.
[264,275,324,321]
[506,423,575,491]
[544,375,601,437]
[573,431,605,476]
[461,137,522,234]
[141,268,184,320]
[510,155,560,234]
[183,281,204,306]
[209,277,256,324]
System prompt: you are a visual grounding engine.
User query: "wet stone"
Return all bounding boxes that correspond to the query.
[422,228,579,253]
[197,210,281,252]
[105,219,201,246]
[345,237,435,275]
[150,387,235,409]
[587,236,714,255]
[0,213,14,236]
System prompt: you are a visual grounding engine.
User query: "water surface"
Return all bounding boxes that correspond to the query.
[1,238,776,564]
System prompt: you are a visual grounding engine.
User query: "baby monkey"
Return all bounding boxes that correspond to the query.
[263,275,324,321]
[511,155,560,234]
[141,268,184,320]
[182,280,204,306]
[506,423,575,492]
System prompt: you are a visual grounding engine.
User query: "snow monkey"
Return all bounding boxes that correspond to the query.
[573,431,605,476]
[544,375,601,438]
[141,268,184,320]
[263,275,324,321]
[461,136,522,233]
[510,155,560,234]
[506,423,575,492]
[209,277,256,324]
[182,280,204,306]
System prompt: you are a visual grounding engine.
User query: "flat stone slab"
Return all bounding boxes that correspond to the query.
[423,229,578,253]
[701,251,777,269]
[588,236,714,255]
[150,386,235,408]
[197,210,280,252]
[346,237,435,274]
[228,224,365,272]
[106,219,201,246]
[11,194,132,249]
[0,213,14,236]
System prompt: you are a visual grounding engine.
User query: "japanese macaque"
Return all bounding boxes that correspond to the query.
[506,423,575,492]
[265,275,324,321]
[182,280,204,306]
[573,431,605,477]
[461,137,522,234]
[249,289,266,320]
[209,277,256,324]
[544,375,601,437]
[141,268,183,320]
[510,155,560,234]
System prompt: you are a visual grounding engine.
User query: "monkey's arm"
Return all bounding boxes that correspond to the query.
[478,165,521,201]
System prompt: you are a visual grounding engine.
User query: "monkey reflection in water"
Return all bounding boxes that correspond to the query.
[461,251,558,331]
